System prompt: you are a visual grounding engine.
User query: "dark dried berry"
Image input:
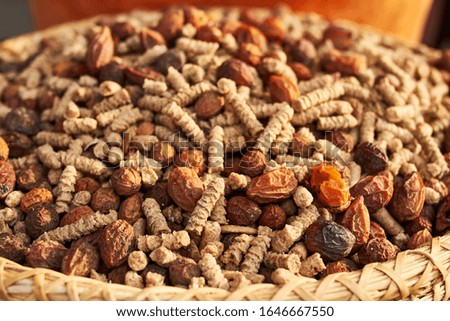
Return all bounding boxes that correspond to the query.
[260,17,286,41]
[237,42,262,66]
[154,49,186,74]
[259,204,286,230]
[324,131,354,153]
[406,229,432,250]
[157,7,185,43]
[86,26,114,74]
[268,75,300,103]
[323,25,353,50]
[124,66,164,86]
[99,61,124,85]
[118,193,143,225]
[1,132,33,158]
[99,220,136,268]
[389,172,425,222]
[227,196,262,226]
[60,205,95,227]
[358,237,399,265]
[240,149,266,177]
[350,172,394,212]
[195,25,223,43]
[53,61,88,78]
[20,188,53,214]
[0,160,16,200]
[91,187,120,213]
[369,221,386,239]
[305,220,356,261]
[234,24,267,52]
[175,149,206,175]
[168,258,201,287]
[0,233,29,263]
[75,177,101,194]
[61,241,100,277]
[167,167,204,212]
[145,182,171,209]
[288,62,312,80]
[216,58,255,87]
[16,164,46,191]
[184,6,209,28]
[354,142,388,175]
[26,240,67,269]
[4,107,40,135]
[436,196,450,233]
[108,264,129,284]
[25,205,59,239]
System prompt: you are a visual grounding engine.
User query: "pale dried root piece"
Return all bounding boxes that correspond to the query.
[186,176,225,236]
[210,195,228,225]
[293,186,314,209]
[271,268,314,285]
[72,191,91,206]
[125,271,144,288]
[317,114,358,131]
[292,82,345,112]
[149,246,178,267]
[36,144,62,169]
[272,122,295,156]
[385,105,420,123]
[250,102,283,119]
[145,272,165,287]
[415,123,448,178]
[177,37,220,56]
[371,207,404,236]
[264,252,301,273]
[59,153,108,177]
[188,276,205,289]
[314,139,352,164]
[182,64,205,83]
[128,250,148,272]
[289,242,308,261]
[376,118,414,143]
[359,111,376,143]
[198,253,229,289]
[0,207,20,224]
[173,81,217,107]
[0,220,12,234]
[63,118,97,134]
[37,210,118,243]
[226,173,251,192]
[199,221,221,251]
[55,165,77,214]
[110,108,143,133]
[138,95,170,113]
[209,111,239,127]
[226,272,252,292]
[99,80,121,97]
[391,232,410,251]
[256,105,294,154]
[220,234,254,270]
[208,126,225,174]
[388,148,414,175]
[342,82,372,101]
[298,253,326,277]
[161,205,183,224]
[298,74,336,94]
[138,231,190,252]
[5,191,24,208]
[64,101,81,120]
[241,226,272,274]
[90,270,107,283]
[166,66,189,92]
[425,186,442,204]
[375,77,406,106]
[142,79,168,96]
[8,154,39,171]
[136,44,167,65]
[262,57,298,85]
[379,56,415,93]
[142,198,171,236]
[51,83,80,120]
[291,100,353,126]
[133,218,146,239]
[35,131,72,148]
[92,88,131,115]
[96,105,133,127]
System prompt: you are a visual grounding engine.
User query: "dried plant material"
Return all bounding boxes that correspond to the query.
[177,37,220,56]
[292,82,345,112]
[55,165,77,214]
[298,253,326,277]
[250,102,282,119]
[145,271,165,287]
[385,105,420,123]
[289,242,308,261]
[262,57,298,85]
[173,81,216,107]
[220,234,254,270]
[110,107,143,133]
[415,123,448,178]
[208,126,225,174]
[317,114,358,131]
[264,252,301,273]
[182,64,206,83]
[199,221,221,251]
[92,88,131,115]
[125,270,144,288]
[293,186,314,209]
[143,79,168,96]
[359,111,376,143]
[226,173,251,192]
[210,195,228,225]
[138,231,190,252]
[96,105,133,127]
[72,191,91,206]
[127,250,148,272]
[35,131,72,148]
[298,74,336,94]
[342,82,372,101]
[424,186,442,204]
[256,105,294,154]
[166,66,189,92]
[142,198,170,236]
[63,118,97,134]
[149,246,178,267]
[371,207,404,236]
[5,191,24,208]
[198,253,229,289]
[376,118,414,143]
[0,207,20,224]
[292,100,352,126]
[241,226,272,273]
[36,144,62,169]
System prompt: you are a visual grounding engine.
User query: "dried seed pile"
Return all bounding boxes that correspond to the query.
[1,5,450,289]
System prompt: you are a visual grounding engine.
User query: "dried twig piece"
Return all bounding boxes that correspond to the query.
[142,198,171,236]
[198,253,229,289]
[55,165,77,214]
[298,253,326,277]
[208,126,225,174]
[292,82,345,111]
[220,234,254,270]
[241,226,272,274]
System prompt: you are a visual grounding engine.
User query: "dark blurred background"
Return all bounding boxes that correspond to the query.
[0,0,450,48]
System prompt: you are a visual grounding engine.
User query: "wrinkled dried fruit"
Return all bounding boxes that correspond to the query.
[322,258,358,277]
[389,172,425,222]
[152,142,176,166]
[53,61,88,78]
[323,25,353,50]
[154,48,186,74]
[246,168,297,204]
[136,121,155,136]
[60,205,95,227]
[169,258,201,287]
[259,204,286,230]
[157,7,185,42]
[20,188,53,213]
[195,92,225,120]
[269,75,300,103]
[26,240,67,269]
[86,26,114,74]
[4,107,40,135]
[354,142,388,175]
[167,167,204,212]
[0,161,15,200]
[118,194,143,225]
[62,241,100,276]
[184,6,208,27]
[288,62,312,81]
[16,164,46,191]
[234,24,268,52]
[111,167,142,196]
[406,229,432,250]
[350,172,394,212]
[195,25,223,43]
[124,66,164,85]
[176,149,205,175]
[91,187,120,213]
[216,58,255,87]
[369,221,386,239]
[226,196,262,226]
[340,196,370,251]
[1,132,33,158]
[290,38,317,67]
[25,204,59,239]
[324,131,354,153]
[111,21,136,40]
[0,233,29,263]
[305,220,356,261]
[358,237,399,265]
[292,132,315,157]
[435,196,450,233]
[145,182,171,209]
[404,216,432,235]
[99,61,124,85]
[260,17,286,41]
[240,149,266,177]
[0,136,9,161]
[237,42,262,66]
[75,177,100,194]
[99,220,135,268]
[321,50,367,76]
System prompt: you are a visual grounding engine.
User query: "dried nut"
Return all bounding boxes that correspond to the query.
[20,188,53,213]
[90,187,120,213]
[240,149,266,177]
[340,196,370,251]
[246,168,297,204]
[25,204,59,239]
[403,216,432,235]
[305,220,356,261]
[154,49,186,74]
[290,38,316,67]
[324,131,354,153]
[184,6,208,27]
[237,42,262,66]
[195,92,225,120]
[406,229,432,249]
[157,7,184,43]
[369,221,386,239]
[435,196,450,233]
[99,220,136,268]
[176,150,205,175]
[139,28,166,49]
[195,25,223,43]
[268,75,300,103]
[0,233,29,263]
[75,177,101,194]
[124,66,164,86]
[0,161,16,199]
[0,136,9,161]
[61,241,100,277]
[60,205,95,227]
[226,196,262,226]
[53,61,87,78]
[111,21,136,40]
[4,107,40,135]
[118,193,143,225]
[168,258,201,287]
[354,142,389,175]
[167,167,204,212]
[145,182,171,209]
[259,204,286,230]
[321,50,366,76]
[26,240,67,269]
[234,24,268,52]
[108,264,129,284]
[86,26,114,74]
[99,61,125,85]
[1,132,33,158]
[152,142,176,166]
[16,164,46,191]
[350,172,394,212]
[358,237,399,265]
[216,58,255,87]
[260,17,286,41]
[288,62,312,80]
[389,172,425,222]
[323,25,353,50]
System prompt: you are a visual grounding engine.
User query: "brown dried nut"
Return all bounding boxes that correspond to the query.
[118,193,143,225]
[91,187,120,213]
[323,25,353,50]
[406,229,432,250]
[291,132,314,157]
[240,149,266,177]
[176,150,205,175]
[354,142,388,175]
[279,199,298,217]
[152,142,176,166]
[99,220,136,268]
[324,131,354,153]
[196,25,223,43]
[110,21,136,40]
[53,61,88,78]
[404,216,432,236]
[389,172,425,222]
[340,196,370,251]
[2,84,21,108]
[4,107,40,135]
[75,177,101,194]
[145,182,171,209]
[435,196,450,233]
[38,90,56,111]
[99,61,125,85]
[321,50,367,76]
[369,221,386,239]
[217,58,255,87]
[0,136,9,161]
[237,42,262,67]
[124,66,164,86]
[288,62,312,81]
[142,263,168,280]
[1,132,33,158]
[167,167,204,212]
[259,204,286,230]
[168,258,201,287]
[350,172,394,212]
[108,264,129,284]
[269,75,300,104]
[111,167,142,196]
[305,220,356,261]
[86,26,114,74]
[226,195,262,226]
[61,241,100,277]
[195,92,225,120]
[136,121,155,136]
[290,38,317,67]
[0,233,29,263]
[358,237,399,265]
[157,7,184,42]
[234,24,267,52]
[322,258,359,277]
[25,204,59,239]
[16,164,46,192]
[26,240,67,269]
[20,188,53,213]
[246,168,297,204]
[60,205,95,227]
[260,17,286,41]
[0,161,16,200]
[154,49,186,74]
[222,157,242,176]
[184,6,209,27]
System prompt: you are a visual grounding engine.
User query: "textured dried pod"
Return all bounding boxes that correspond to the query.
[358,237,399,265]
[167,167,204,212]
[406,229,432,249]
[154,49,186,74]
[247,168,297,204]
[195,92,225,120]
[0,233,29,263]
[111,165,141,196]
[86,26,114,74]
[157,7,185,43]
[389,172,425,222]
[145,182,171,209]
[118,193,143,225]
[322,258,358,277]
[61,241,100,277]
[268,75,300,103]
[350,172,394,212]
[25,204,59,239]
[1,132,33,158]
[90,187,120,213]
[234,24,267,52]
[0,160,16,200]
[60,205,95,227]
[240,149,266,177]
[226,196,262,226]
[216,58,255,87]
[16,164,46,191]
[99,220,136,268]
[340,196,370,251]
[195,25,223,43]
[75,177,100,194]
[259,204,286,230]
[169,258,201,287]
[152,142,176,166]
[305,220,356,261]
[20,188,53,213]
[354,142,389,175]
[26,240,67,269]
[4,107,40,135]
